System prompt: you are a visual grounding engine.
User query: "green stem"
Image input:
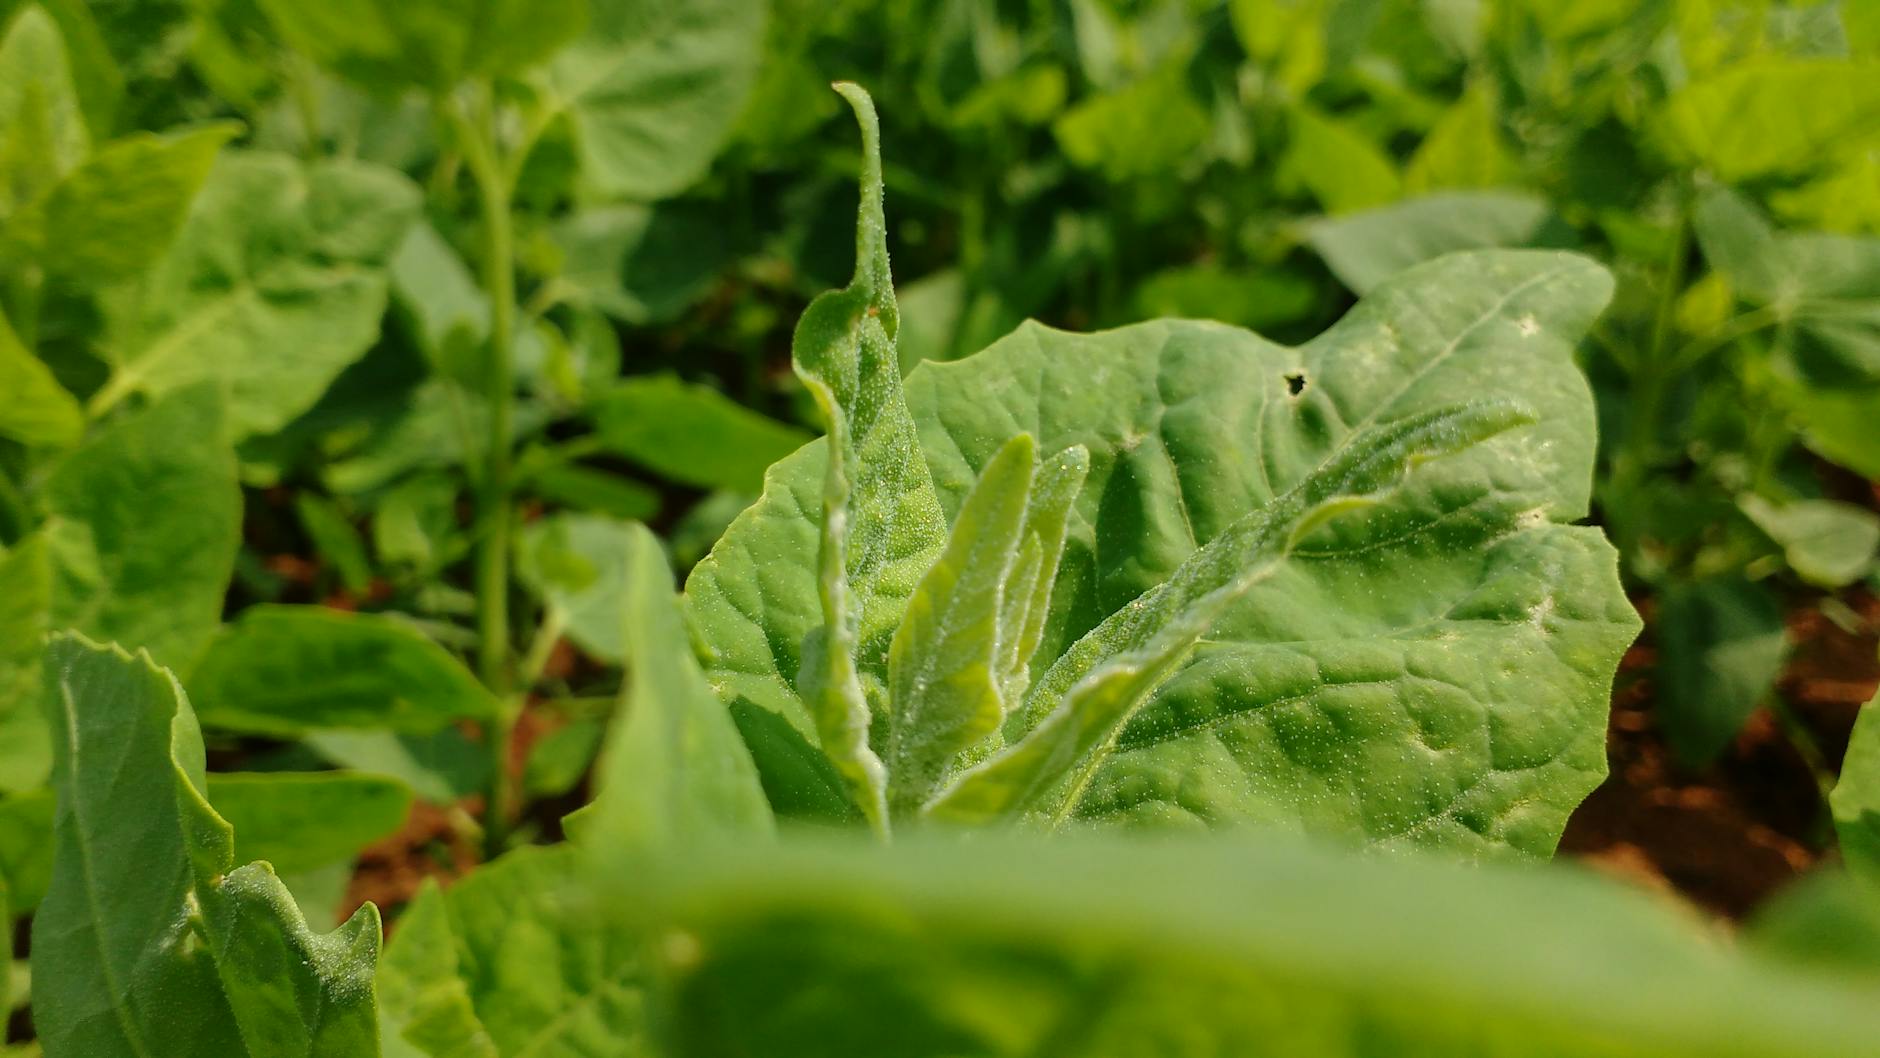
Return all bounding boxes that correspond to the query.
[452,86,521,855]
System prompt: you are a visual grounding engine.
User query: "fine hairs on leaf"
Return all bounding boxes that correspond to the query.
[925,400,1536,826]
[791,82,947,833]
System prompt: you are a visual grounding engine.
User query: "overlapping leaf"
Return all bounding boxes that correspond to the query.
[691,250,1637,858]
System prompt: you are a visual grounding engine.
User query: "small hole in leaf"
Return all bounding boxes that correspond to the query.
[1284,373,1307,396]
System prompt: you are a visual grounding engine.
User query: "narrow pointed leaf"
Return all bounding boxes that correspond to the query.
[998,445,1089,704]
[32,633,380,1058]
[886,433,1036,814]
[786,82,947,830]
[587,522,773,857]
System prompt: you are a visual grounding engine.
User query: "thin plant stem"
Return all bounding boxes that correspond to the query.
[452,85,522,855]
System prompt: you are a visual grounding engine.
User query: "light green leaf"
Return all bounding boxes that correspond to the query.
[0,304,79,448]
[256,0,585,92]
[303,727,489,806]
[1052,63,1211,182]
[591,374,811,493]
[1657,59,1880,181]
[936,403,1533,827]
[32,123,237,283]
[523,718,604,799]
[1652,576,1787,768]
[639,833,1880,1058]
[1834,691,1880,888]
[43,382,240,671]
[997,445,1090,706]
[32,634,380,1058]
[208,771,413,876]
[190,605,500,735]
[691,251,1637,857]
[1739,495,1880,588]
[1748,869,1880,983]
[296,494,374,596]
[781,83,948,830]
[93,150,421,438]
[1693,189,1880,475]
[1128,264,1320,332]
[547,202,730,324]
[1305,191,1561,294]
[587,521,772,856]
[0,5,87,211]
[517,512,638,663]
[0,534,51,793]
[886,433,1037,814]
[538,0,765,200]
[1279,105,1400,213]
[1404,87,1521,193]
[379,844,640,1058]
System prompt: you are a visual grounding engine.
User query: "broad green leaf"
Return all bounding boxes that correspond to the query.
[0,534,50,792]
[256,0,585,92]
[93,150,421,438]
[1305,191,1562,294]
[538,0,765,200]
[937,404,1533,827]
[523,718,604,799]
[1404,87,1521,193]
[304,727,490,806]
[33,634,380,1058]
[1739,495,1880,588]
[0,304,79,448]
[885,433,1037,814]
[43,382,240,671]
[190,605,500,735]
[1652,576,1788,768]
[21,0,121,141]
[1834,692,1880,888]
[31,123,236,283]
[1692,189,1880,475]
[1656,59,1880,181]
[518,512,638,663]
[1128,264,1320,332]
[782,83,947,830]
[379,844,641,1058]
[690,251,1637,857]
[1052,64,1211,182]
[591,374,811,493]
[0,5,87,212]
[547,202,730,324]
[524,461,661,521]
[587,521,772,855]
[0,790,52,912]
[641,833,1880,1058]
[207,771,413,875]
[1279,105,1400,214]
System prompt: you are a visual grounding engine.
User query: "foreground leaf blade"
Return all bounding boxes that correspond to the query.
[32,634,380,1058]
[640,834,1880,1058]
[586,522,773,855]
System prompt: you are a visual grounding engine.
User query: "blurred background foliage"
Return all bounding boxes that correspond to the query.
[0,0,1878,927]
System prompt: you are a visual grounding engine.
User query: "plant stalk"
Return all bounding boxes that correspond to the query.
[455,86,521,855]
